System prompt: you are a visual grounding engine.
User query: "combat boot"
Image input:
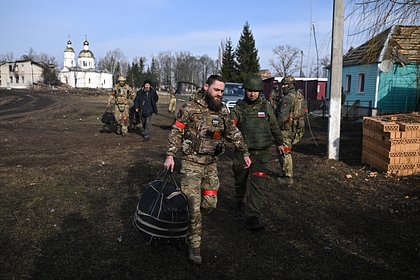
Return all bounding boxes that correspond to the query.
[277,176,293,187]
[246,216,264,230]
[188,246,202,265]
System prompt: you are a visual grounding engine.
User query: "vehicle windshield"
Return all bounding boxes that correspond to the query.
[223,83,244,96]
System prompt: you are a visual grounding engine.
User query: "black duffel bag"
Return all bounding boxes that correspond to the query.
[101,108,116,125]
[134,169,189,246]
[129,107,140,126]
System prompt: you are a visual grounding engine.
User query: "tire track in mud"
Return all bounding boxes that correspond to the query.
[0,90,60,120]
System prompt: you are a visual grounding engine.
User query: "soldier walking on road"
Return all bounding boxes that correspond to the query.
[108,76,134,136]
[164,74,251,265]
[276,76,307,187]
[230,75,283,230]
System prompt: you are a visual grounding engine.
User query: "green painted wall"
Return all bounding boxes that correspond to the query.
[378,64,419,113]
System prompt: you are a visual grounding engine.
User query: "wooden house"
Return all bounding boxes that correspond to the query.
[328,25,420,117]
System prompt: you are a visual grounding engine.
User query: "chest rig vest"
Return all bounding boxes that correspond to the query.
[115,85,130,105]
[183,109,226,157]
[237,99,273,150]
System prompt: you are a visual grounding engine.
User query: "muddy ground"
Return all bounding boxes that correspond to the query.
[0,88,419,280]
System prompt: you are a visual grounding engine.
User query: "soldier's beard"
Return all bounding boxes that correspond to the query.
[205,92,223,112]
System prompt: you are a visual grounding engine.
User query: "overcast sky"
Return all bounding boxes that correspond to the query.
[0,0,363,74]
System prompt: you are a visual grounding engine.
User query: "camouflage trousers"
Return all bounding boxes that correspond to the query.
[180,159,219,248]
[113,104,129,134]
[280,128,304,177]
[233,149,270,218]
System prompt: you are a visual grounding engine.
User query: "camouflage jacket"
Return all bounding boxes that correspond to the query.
[167,97,249,164]
[110,84,134,105]
[269,88,282,111]
[231,98,282,149]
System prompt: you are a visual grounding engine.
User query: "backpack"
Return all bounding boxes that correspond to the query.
[290,91,306,119]
[133,170,189,246]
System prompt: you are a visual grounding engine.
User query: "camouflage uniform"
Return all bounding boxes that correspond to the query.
[108,81,134,135]
[269,84,282,111]
[230,97,282,220]
[276,77,307,178]
[166,96,249,248]
[168,88,177,116]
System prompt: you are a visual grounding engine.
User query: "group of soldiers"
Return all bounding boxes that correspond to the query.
[163,74,306,265]
[107,76,159,140]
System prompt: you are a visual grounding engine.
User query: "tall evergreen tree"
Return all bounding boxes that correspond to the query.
[235,22,260,82]
[127,62,142,88]
[220,38,238,82]
[149,57,160,88]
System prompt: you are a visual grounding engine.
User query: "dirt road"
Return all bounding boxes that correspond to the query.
[0,89,419,279]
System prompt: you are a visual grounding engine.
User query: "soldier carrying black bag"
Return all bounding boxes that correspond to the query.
[163,74,252,265]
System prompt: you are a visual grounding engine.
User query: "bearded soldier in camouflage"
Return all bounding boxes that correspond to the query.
[164,74,251,265]
[107,76,134,136]
[276,76,307,187]
[230,75,283,230]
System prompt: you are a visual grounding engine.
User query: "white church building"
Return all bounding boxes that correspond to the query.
[59,38,113,89]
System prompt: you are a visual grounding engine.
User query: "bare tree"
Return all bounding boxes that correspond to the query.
[269,45,301,77]
[319,55,331,78]
[20,48,37,61]
[36,52,58,66]
[346,0,420,40]
[174,52,198,86]
[157,51,174,89]
[0,52,14,63]
[97,48,128,75]
[198,55,215,85]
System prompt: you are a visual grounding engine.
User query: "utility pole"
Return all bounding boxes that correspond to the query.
[312,23,320,78]
[328,0,344,160]
[300,50,304,77]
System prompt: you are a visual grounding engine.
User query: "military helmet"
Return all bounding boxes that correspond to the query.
[243,75,263,91]
[281,76,296,85]
[117,76,126,82]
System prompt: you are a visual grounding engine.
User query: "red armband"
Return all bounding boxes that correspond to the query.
[202,189,218,196]
[251,172,267,177]
[175,120,186,130]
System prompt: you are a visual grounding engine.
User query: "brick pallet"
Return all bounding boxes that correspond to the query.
[362,112,420,176]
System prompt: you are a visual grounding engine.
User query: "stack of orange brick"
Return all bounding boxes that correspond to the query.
[362,112,420,176]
